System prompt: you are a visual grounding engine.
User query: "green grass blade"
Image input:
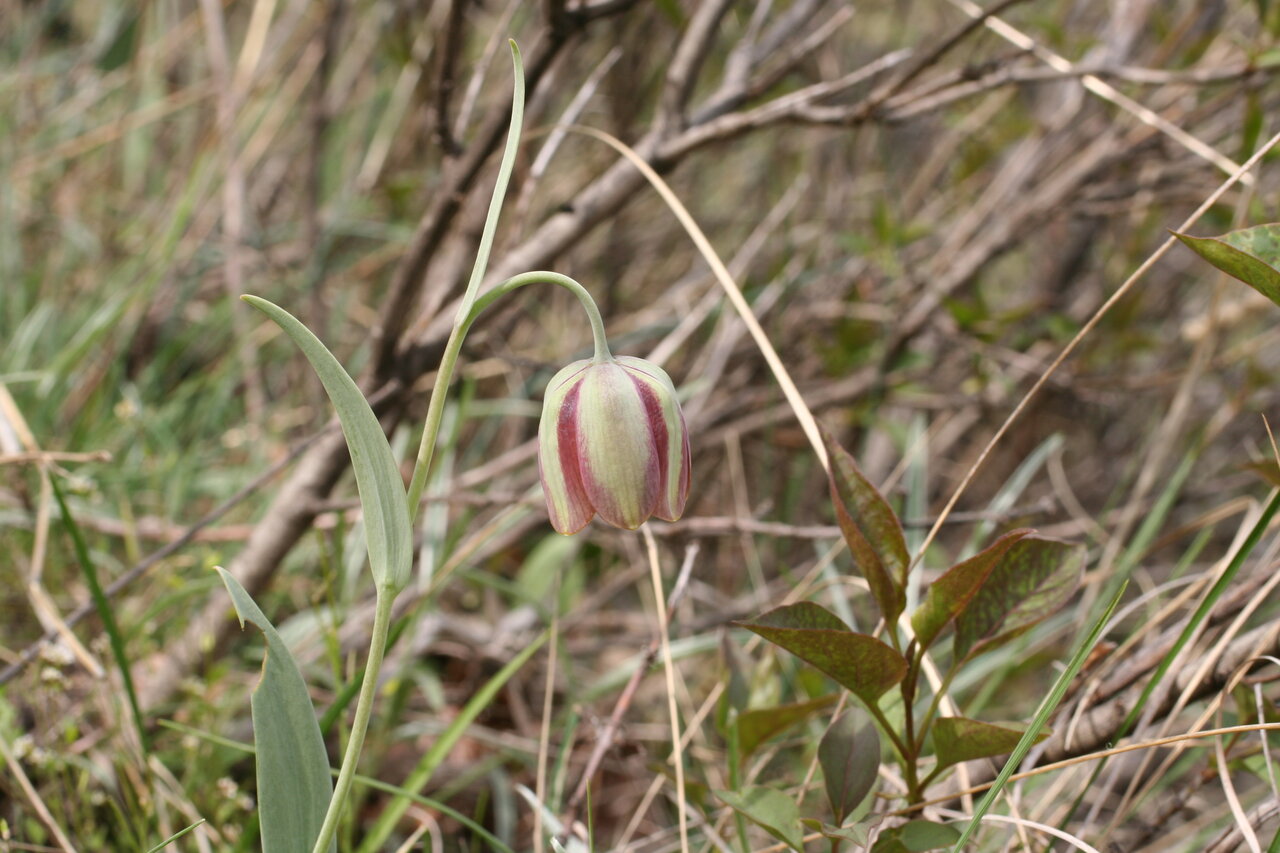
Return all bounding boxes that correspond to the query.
[242,295,412,593]
[218,568,335,853]
[457,39,524,321]
[49,474,148,753]
[144,819,207,852]
[1059,487,1280,828]
[950,581,1127,851]
[356,629,550,853]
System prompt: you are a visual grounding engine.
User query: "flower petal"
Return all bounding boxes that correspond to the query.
[538,360,595,534]
[575,361,659,529]
[618,357,690,521]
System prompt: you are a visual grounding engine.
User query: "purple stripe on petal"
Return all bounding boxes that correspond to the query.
[539,379,595,534]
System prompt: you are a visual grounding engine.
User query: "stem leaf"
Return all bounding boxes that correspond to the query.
[736,602,908,705]
[931,716,1047,771]
[823,426,908,622]
[716,787,804,852]
[911,529,1032,652]
[1175,224,1280,306]
[873,820,961,852]
[953,535,1085,662]
[819,706,881,825]
[738,694,838,758]
[242,295,412,593]
[217,568,335,853]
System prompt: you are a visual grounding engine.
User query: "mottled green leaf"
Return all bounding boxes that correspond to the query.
[717,787,804,852]
[931,717,1048,771]
[819,707,880,824]
[243,295,412,593]
[737,602,907,705]
[953,535,1084,662]
[822,425,908,622]
[801,818,877,846]
[217,568,335,853]
[911,530,1031,651]
[1175,224,1280,306]
[738,694,837,758]
[872,820,961,852]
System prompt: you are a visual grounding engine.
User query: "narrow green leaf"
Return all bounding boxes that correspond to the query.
[736,602,908,705]
[950,582,1126,852]
[242,295,412,593]
[1058,489,1280,829]
[144,820,206,853]
[822,425,908,622]
[1175,225,1280,306]
[217,568,334,853]
[801,818,876,846]
[912,529,1030,651]
[738,694,838,758]
[873,820,961,852]
[931,717,1047,771]
[953,535,1084,662]
[717,787,804,852]
[49,475,147,752]
[819,706,881,824]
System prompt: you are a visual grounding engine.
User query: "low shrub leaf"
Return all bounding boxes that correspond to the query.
[822,425,908,622]
[736,602,908,705]
[953,535,1085,662]
[1175,224,1280,306]
[931,717,1048,770]
[819,706,881,824]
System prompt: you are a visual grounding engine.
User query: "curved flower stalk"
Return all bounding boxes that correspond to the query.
[539,355,691,534]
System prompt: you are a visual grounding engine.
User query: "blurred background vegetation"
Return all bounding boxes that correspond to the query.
[4,0,1280,850]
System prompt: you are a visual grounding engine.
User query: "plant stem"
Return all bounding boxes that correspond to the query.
[862,699,914,783]
[913,659,958,755]
[642,525,689,853]
[404,271,611,519]
[311,588,393,853]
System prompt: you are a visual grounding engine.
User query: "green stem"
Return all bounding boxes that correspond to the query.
[311,589,394,853]
[912,661,958,755]
[404,271,611,520]
[863,699,912,774]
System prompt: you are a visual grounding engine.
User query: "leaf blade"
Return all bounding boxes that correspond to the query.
[931,717,1048,771]
[823,426,908,622]
[819,706,881,824]
[953,535,1085,662]
[911,529,1031,652]
[738,694,838,758]
[717,787,804,852]
[737,602,908,705]
[218,568,335,853]
[1175,225,1280,306]
[242,295,412,593]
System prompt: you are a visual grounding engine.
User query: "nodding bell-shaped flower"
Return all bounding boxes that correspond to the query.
[539,356,691,535]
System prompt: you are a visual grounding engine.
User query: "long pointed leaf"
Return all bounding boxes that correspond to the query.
[823,426,908,622]
[931,717,1047,771]
[242,295,412,593]
[950,583,1125,852]
[953,535,1084,662]
[1175,224,1280,306]
[819,706,880,824]
[737,602,908,705]
[912,529,1031,652]
[218,568,334,853]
